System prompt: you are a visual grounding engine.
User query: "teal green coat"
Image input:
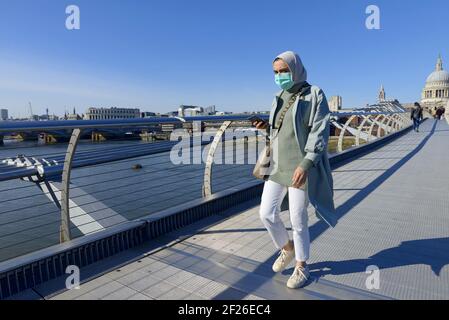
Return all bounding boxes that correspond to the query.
[269,85,337,227]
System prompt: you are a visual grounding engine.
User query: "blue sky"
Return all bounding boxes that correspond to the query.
[0,0,448,117]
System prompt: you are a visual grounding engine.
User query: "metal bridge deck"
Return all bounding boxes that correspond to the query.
[18,119,449,300]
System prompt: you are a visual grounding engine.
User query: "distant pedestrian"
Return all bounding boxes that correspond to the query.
[411,102,423,132]
[436,108,444,120]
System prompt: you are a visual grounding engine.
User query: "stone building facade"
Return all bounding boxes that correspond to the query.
[421,55,449,116]
[84,107,141,120]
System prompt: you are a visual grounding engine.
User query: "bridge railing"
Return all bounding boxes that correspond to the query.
[0,102,412,262]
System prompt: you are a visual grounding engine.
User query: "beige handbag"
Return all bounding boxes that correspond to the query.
[252,139,272,180]
[253,92,300,180]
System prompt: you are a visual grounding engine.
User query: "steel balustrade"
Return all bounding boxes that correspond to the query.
[0,101,412,248]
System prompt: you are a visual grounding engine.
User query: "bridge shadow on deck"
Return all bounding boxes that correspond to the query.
[310,237,449,278]
[309,119,437,243]
[213,120,438,299]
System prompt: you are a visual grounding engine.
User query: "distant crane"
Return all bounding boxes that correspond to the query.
[28,102,33,121]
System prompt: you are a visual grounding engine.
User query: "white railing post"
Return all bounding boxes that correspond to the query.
[202,121,233,197]
[60,128,82,243]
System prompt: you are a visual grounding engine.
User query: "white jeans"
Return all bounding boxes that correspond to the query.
[259,180,310,262]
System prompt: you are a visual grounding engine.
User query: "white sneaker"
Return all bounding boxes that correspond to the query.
[287,265,310,289]
[272,248,295,273]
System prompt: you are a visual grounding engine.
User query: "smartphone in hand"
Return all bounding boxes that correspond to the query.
[247,115,267,126]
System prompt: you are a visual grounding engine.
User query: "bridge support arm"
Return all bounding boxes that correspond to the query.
[60,128,82,243]
[379,115,392,137]
[202,121,233,197]
[367,115,384,140]
[355,115,375,146]
[337,115,357,153]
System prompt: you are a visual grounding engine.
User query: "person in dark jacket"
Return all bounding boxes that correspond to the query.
[436,108,444,120]
[411,102,423,132]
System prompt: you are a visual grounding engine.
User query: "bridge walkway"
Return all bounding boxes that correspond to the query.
[17,119,449,300]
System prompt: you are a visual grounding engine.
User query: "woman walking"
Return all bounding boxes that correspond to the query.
[252,51,336,289]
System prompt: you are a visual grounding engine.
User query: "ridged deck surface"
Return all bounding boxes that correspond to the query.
[19,119,449,300]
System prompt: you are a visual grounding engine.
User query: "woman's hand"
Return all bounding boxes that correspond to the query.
[292,165,308,188]
[252,120,268,130]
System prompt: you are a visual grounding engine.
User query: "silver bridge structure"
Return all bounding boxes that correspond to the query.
[331,100,411,153]
[1,100,436,300]
[0,102,411,245]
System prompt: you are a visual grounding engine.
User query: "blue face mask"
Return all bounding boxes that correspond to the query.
[274,72,294,90]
